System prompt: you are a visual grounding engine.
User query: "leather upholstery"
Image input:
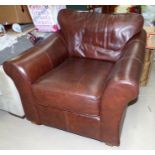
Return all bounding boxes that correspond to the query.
[58,9,144,62]
[33,57,114,116]
[3,33,68,122]
[3,9,146,146]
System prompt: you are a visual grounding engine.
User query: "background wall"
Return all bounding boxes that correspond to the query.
[66,5,88,11]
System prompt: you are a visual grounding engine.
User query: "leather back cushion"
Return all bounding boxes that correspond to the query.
[58,9,144,62]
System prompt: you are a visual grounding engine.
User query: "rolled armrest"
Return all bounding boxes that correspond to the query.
[102,58,143,108]
[3,33,68,83]
[100,30,146,145]
[3,33,68,123]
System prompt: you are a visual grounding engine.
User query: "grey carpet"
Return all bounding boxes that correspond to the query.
[0,33,51,65]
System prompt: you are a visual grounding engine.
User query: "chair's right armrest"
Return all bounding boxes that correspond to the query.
[3,33,68,83]
[3,33,68,123]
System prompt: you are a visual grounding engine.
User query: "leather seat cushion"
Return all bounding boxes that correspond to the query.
[32,57,114,116]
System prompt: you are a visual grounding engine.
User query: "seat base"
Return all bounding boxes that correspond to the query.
[33,57,114,116]
[37,104,101,140]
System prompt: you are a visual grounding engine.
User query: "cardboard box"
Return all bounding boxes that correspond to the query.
[143,26,155,34]
[143,26,155,49]
[0,5,32,25]
[140,49,154,86]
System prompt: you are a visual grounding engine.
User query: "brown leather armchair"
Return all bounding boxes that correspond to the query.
[3,9,146,146]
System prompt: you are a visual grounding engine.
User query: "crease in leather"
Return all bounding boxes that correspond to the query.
[58,10,144,62]
[45,51,54,67]
[39,103,101,118]
[34,87,102,102]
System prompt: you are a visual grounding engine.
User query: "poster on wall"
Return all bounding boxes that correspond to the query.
[28,5,66,32]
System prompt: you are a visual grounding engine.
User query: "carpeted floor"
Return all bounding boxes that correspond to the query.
[0,30,51,65]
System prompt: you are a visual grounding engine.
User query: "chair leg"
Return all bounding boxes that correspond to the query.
[105,142,114,147]
[30,120,41,125]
